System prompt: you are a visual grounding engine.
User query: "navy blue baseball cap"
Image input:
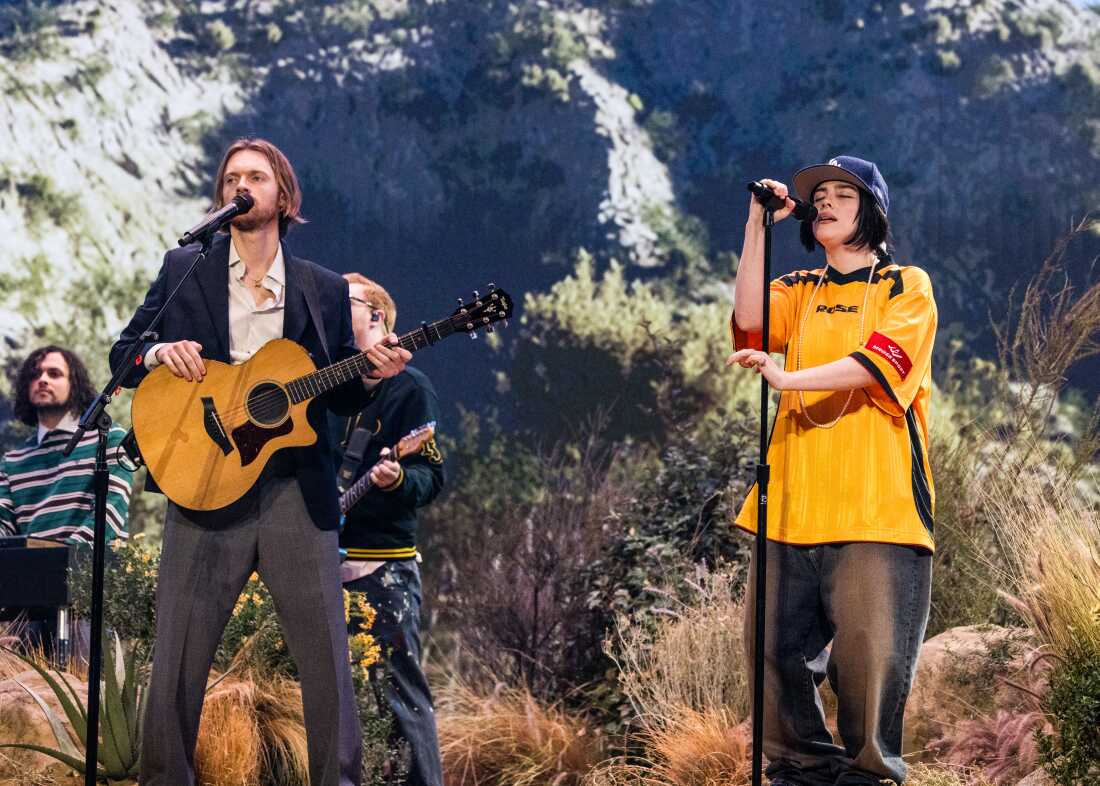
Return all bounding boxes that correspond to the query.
[793,155,889,216]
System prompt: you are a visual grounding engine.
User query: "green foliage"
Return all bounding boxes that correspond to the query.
[933,49,962,74]
[12,174,81,232]
[0,635,146,781]
[574,411,756,729]
[973,54,1016,99]
[0,0,59,60]
[938,627,1031,716]
[1007,8,1064,50]
[511,250,754,442]
[1037,645,1100,785]
[643,110,684,163]
[641,203,712,281]
[203,18,236,52]
[926,13,954,45]
[69,537,159,660]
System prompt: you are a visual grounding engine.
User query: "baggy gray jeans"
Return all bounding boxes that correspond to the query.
[140,477,362,786]
[744,541,932,786]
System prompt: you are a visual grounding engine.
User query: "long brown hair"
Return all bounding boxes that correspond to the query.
[212,137,307,237]
[11,346,97,427]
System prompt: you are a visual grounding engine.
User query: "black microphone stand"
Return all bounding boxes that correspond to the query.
[748,191,781,786]
[62,233,214,786]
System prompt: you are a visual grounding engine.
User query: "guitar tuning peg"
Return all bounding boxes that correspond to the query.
[488,281,496,290]
[469,331,478,340]
[503,319,509,329]
[456,297,464,306]
[473,290,481,299]
[486,325,495,333]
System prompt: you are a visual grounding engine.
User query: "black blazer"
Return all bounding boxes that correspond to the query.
[109,232,369,531]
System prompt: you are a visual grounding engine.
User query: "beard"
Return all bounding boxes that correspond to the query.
[33,399,72,420]
[230,200,280,233]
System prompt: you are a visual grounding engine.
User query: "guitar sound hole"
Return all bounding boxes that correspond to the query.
[247,382,290,427]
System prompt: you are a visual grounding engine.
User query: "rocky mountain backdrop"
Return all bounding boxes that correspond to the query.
[2,0,1098,438]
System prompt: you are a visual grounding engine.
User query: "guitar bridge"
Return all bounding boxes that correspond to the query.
[201,397,234,456]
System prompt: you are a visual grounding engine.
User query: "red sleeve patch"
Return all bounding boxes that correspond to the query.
[866,331,912,380]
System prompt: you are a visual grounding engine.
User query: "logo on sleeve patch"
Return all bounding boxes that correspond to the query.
[866,331,912,379]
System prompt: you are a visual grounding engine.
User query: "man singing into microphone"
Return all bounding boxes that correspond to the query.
[110,138,411,786]
[727,156,937,786]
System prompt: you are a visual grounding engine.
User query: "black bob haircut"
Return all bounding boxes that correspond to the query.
[11,345,97,427]
[800,185,891,257]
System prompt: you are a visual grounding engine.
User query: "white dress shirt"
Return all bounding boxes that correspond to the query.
[145,239,286,369]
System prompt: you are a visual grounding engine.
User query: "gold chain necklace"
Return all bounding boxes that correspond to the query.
[795,258,878,429]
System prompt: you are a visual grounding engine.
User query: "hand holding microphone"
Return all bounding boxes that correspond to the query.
[746,179,818,223]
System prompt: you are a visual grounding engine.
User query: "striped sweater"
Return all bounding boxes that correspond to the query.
[0,427,133,544]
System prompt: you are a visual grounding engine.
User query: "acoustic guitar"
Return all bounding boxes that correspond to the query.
[130,285,511,511]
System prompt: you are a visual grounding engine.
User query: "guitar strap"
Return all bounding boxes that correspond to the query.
[337,382,390,494]
[297,260,332,366]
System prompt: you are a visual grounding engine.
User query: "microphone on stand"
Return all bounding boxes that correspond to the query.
[746,181,818,222]
[178,193,255,246]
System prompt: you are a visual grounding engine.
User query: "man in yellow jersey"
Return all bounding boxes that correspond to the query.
[727,156,936,786]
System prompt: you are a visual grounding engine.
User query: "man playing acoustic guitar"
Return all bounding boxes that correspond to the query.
[109,138,411,786]
[335,274,445,786]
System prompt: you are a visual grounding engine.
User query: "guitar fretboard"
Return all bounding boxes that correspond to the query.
[286,317,456,404]
[340,472,373,515]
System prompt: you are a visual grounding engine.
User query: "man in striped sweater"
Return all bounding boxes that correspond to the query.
[0,346,132,544]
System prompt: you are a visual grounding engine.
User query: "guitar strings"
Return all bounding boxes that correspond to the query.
[209,297,504,429]
[213,315,463,428]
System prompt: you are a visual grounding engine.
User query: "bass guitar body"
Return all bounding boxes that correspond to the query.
[131,339,318,511]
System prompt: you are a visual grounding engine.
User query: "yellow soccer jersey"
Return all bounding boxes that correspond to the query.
[730,260,937,552]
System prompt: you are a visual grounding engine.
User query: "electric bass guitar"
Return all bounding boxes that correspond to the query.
[130,285,512,511]
[339,422,436,520]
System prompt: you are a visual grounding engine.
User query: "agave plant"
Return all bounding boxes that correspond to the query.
[0,634,146,781]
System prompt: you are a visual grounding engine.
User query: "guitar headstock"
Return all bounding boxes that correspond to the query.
[393,422,436,461]
[450,284,514,339]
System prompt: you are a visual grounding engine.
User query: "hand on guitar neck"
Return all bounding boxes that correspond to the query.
[153,334,410,383]
[368,447,401,490]
[130,285,512,512]
[340,423,436,518]
[361,335,411,382]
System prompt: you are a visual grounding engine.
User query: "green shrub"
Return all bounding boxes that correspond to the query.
[643,110,685,164]
[0,0,59,60]
[973,54,1016,99]
[933,49,962,74]
[574,410,756,729]
[1037,646,1100,785]
[69,537,159,660]
[926,13,954,45]
[203,18,236,52]
[16,174,81,231]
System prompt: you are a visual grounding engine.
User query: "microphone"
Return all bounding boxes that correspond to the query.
[178,193,255,246]
[746,182,818,222]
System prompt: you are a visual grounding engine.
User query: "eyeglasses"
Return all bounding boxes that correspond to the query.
[350,296,386,324]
